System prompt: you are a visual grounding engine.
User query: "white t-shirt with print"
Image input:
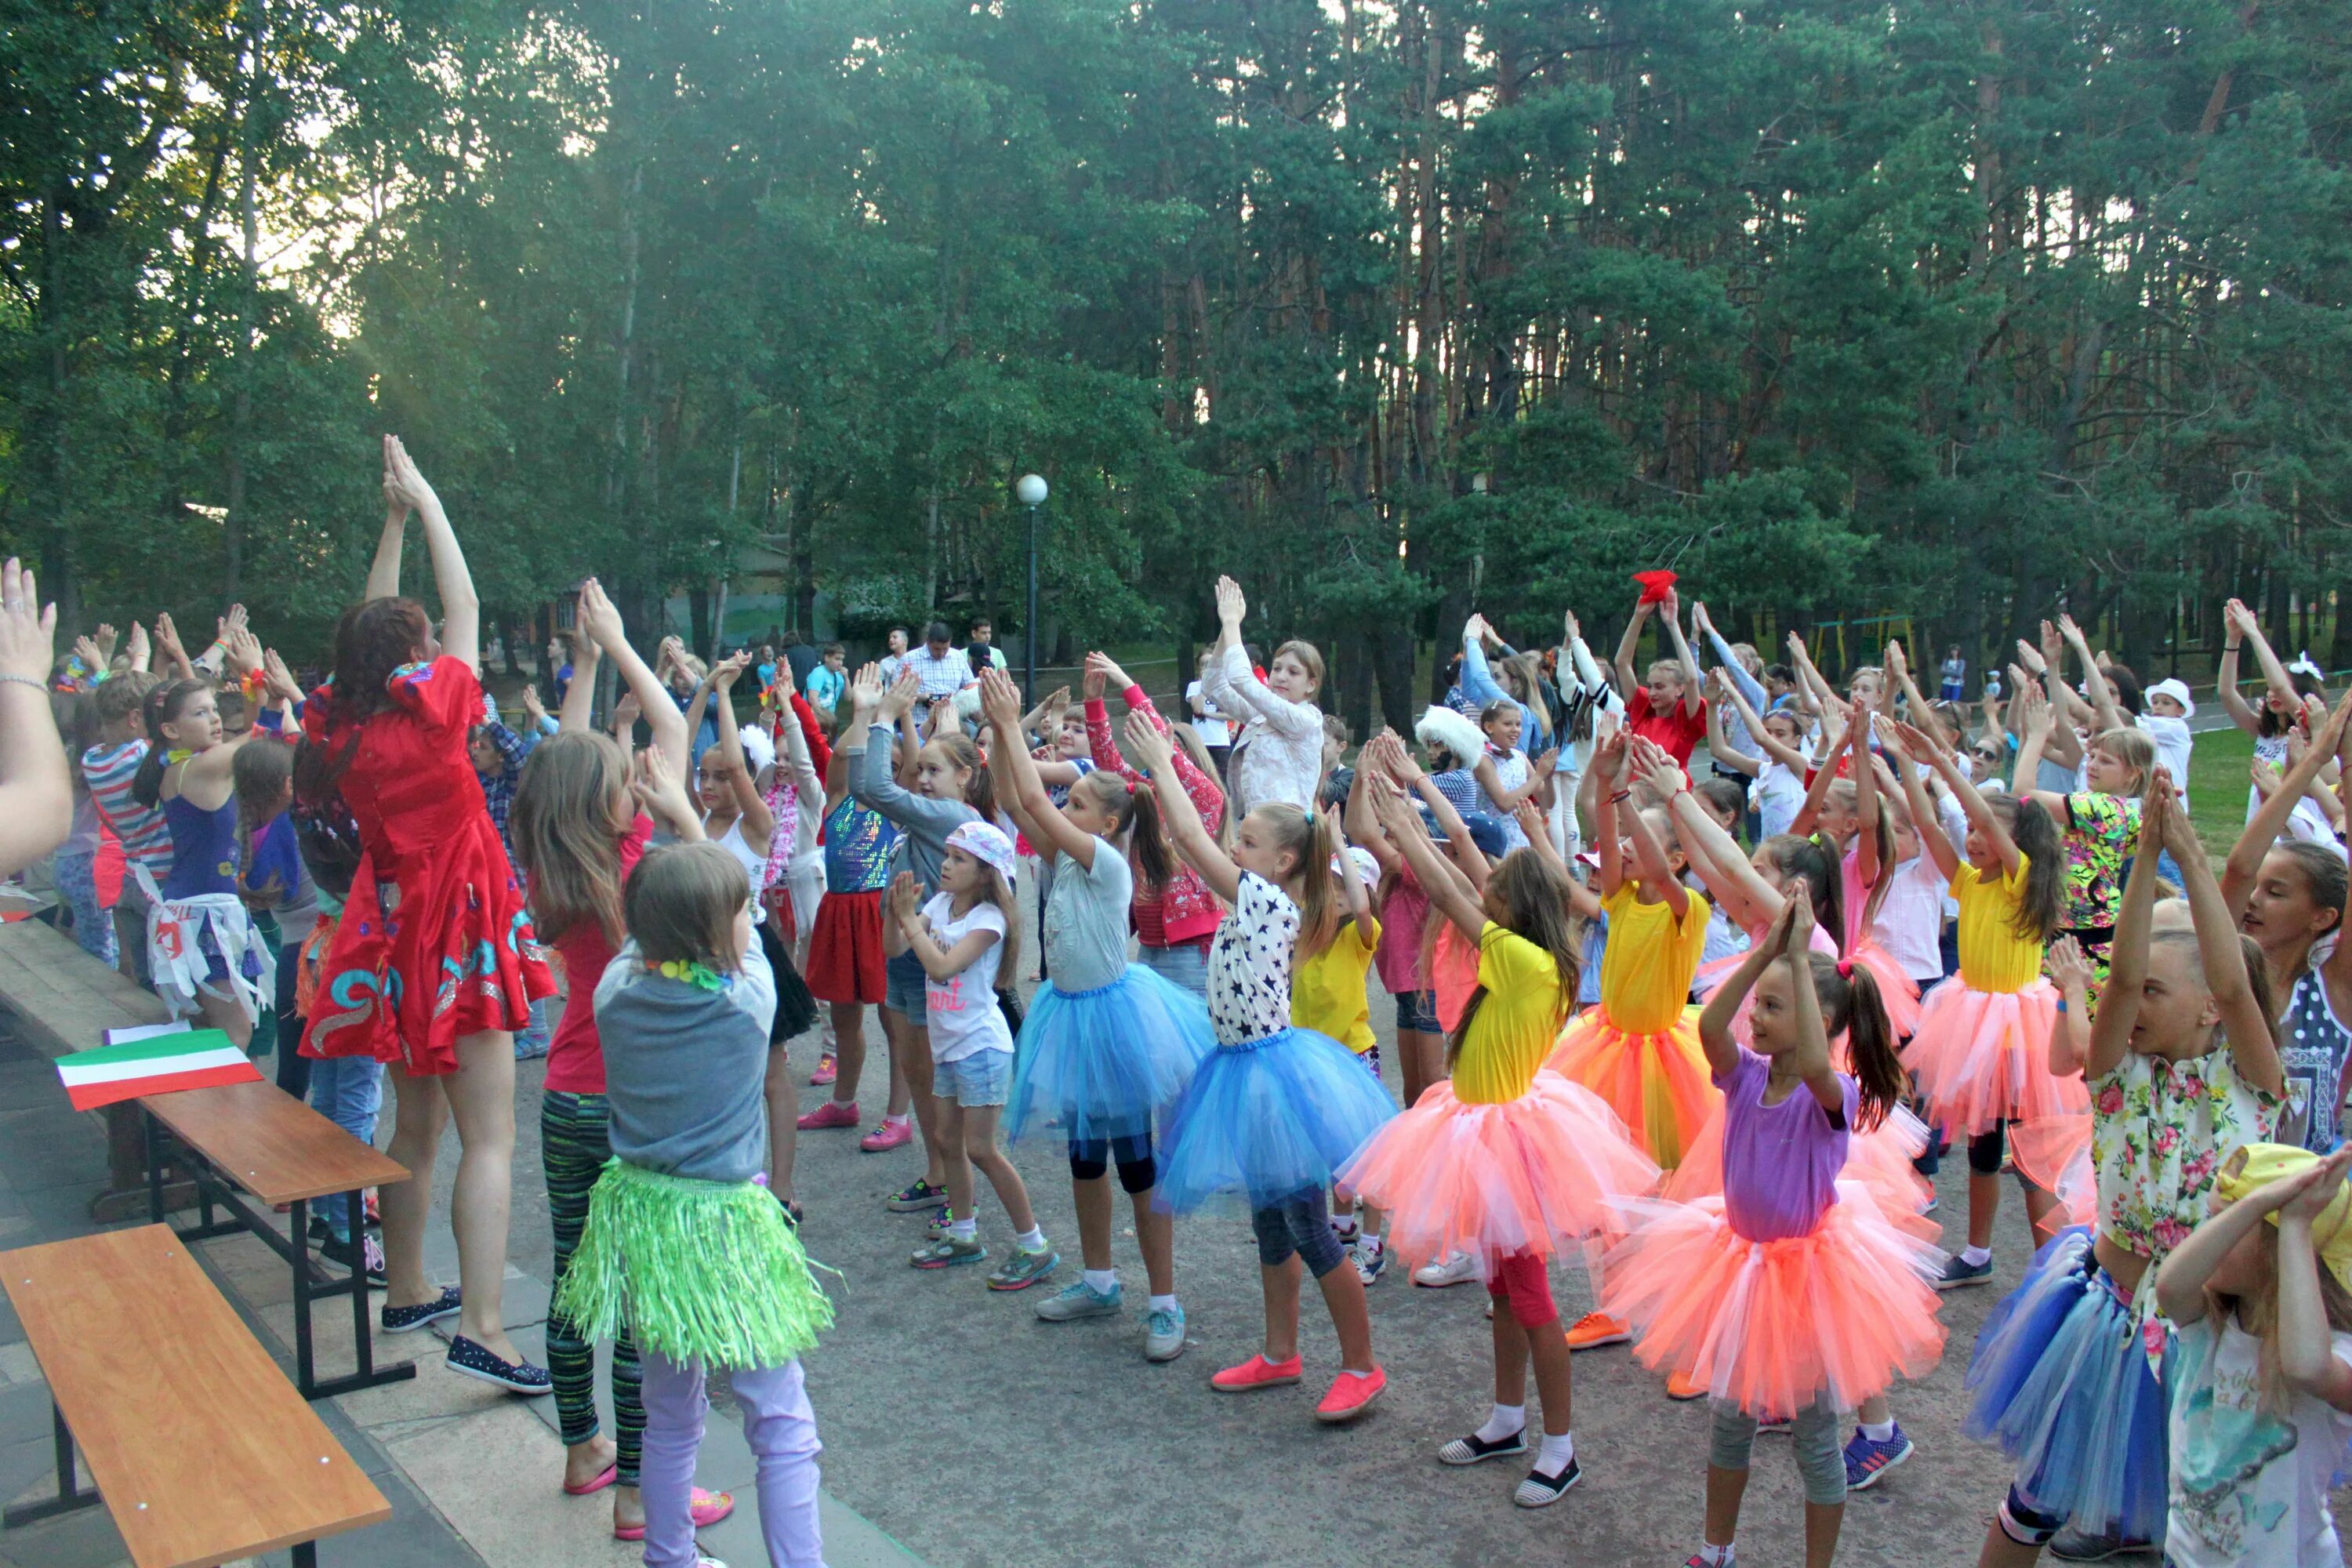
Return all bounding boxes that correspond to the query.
[1870,853,1949,984]
[917,893,1014,1063]
[2165,1314,2352,1567]
[1754,758,1806,841]
[1208,871,1298,1045]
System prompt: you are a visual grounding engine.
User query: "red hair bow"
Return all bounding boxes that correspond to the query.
[1835,958,1854,979]
[1633,569,1679,605]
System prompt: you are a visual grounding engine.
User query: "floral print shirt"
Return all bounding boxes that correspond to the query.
[2092,1048,2280,1265]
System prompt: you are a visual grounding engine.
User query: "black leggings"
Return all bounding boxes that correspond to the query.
[1968,1121,2008,1176]
[1069,1132,1157,1196]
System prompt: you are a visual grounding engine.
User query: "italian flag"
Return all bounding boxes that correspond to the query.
[56,1025,261,1111]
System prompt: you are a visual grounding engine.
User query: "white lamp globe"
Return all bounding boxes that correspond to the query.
[1015,474,1048,507]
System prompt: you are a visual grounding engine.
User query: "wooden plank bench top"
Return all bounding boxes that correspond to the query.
[0,917,170,1061]
[141,1080,408,1207]
[2,1225,389,1568]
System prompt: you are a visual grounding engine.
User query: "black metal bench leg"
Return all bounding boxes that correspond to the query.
[144,1109,165,1224]
[290,1196,315,1397]
[292,1539,318,1567]
[1,1402,100,1525]
[301,1189,414,1401]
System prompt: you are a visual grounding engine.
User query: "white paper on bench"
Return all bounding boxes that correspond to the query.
[102,1019,193,1047]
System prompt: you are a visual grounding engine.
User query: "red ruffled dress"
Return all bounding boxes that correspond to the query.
[301,658,554,1073]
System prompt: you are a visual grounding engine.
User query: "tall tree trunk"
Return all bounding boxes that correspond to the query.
[223,0,264,601]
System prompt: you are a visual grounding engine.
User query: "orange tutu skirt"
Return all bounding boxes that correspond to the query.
[1600,1188,1947,1419]
[1846,938,1922,1039]
[2008,1112,2096,1228]
[1904,978,2082,1137]
[1546,1005,1719,1171]
[1662,1104,1939,1243]
[1337,1073,1661,1271]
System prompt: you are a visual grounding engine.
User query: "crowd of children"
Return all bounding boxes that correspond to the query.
[30,439,2352,1568]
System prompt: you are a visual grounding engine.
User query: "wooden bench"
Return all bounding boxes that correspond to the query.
[1,1225,390,1566]
[142,1080,416,1401]
[0,919,185,1221]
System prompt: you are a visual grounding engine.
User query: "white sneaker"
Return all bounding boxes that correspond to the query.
[1413,1250,1481,1288]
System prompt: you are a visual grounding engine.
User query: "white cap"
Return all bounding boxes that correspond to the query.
[2146,678,2196,720]
[1329,845,1380,884]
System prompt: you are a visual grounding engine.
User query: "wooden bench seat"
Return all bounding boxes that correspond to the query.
[140,1080,415,1401]
[2,1225,390,1567]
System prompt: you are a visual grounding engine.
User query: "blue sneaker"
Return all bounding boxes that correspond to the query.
[1936,1252,1994,1290]
[1144,1302,1187,1363]
[1844,1424,1914,1490]
[1035,1279,1123,1322]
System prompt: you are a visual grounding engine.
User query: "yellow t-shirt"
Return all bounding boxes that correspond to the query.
[1292,913,1381,1054]
[1452,924,1570,1105]
[1598,884,1711,1034]
[1952,856,2042,994]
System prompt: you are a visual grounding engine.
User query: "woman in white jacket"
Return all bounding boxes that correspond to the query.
[1200,575,1325,817]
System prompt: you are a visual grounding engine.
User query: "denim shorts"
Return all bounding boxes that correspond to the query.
[1392,989,1439,1034]
[935,1047,1011,1108]
[884,948,929,1021]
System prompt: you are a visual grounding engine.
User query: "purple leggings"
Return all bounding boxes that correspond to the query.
[639,1350,824,1568]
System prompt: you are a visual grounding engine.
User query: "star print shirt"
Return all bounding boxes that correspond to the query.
[1208,871,1301,1045]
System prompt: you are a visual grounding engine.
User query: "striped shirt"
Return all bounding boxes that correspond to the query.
[85,740,172,877]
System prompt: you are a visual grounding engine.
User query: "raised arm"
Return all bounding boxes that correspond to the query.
[2216,601,2263,737]
[2045,935,2093,1076]
[1623,782,1690,920]
[1657,590,1704,719]
[2225,702,2350,918]
[1882,724,1964,884]
[2088,779,2169,1080]
[1703,677,1758,778]
[1786,630,1839,719]
[1370,775,1484,940]
[1789,726,1853,839]
[2230,596,2305,713]
[1124,710,1239,903]
[384,436,477,667]
[2009,678,2071,825]
[1693,602,1767,713]
[1592,731,1629,898]
[576,577,684,764]
[365,445,408,601]
[709,655,774,844]
[1613,601,1653,695]
[2057,616,2125,736]
[1643,742,1777,931]
[2161,784,2284,1096]
[1782,897,1842,1113]
[982,668,1094,870]
[1382,734,1489,898]
[0,560,70,874]
[558,633,601,733]
[2275,1149,2352,1410]
[1699,900,1796,1078]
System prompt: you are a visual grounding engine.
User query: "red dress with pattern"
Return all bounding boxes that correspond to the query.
[299,657,554,1073]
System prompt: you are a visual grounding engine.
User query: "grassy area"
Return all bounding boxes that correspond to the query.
[2188,724,2255,866]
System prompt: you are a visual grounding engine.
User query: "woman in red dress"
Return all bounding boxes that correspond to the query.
[299,435,557,1392]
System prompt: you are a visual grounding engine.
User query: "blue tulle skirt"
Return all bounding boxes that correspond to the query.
[1152,1025,1398,1214]
[1962,1227,2169,1541]
[1004,964,1215,1145]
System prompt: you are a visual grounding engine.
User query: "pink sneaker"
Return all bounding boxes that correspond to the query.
[613,1487,734,1540]
[1210,1353,1303,1392]
[797,1099,859,1131]
[810,1054,837,1087]
[858,1118,913,1152]
[1314,1366,1388,1423]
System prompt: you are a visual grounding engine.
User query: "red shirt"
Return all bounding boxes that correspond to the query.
[1625,686,1707,767]
[542,814,655,1095]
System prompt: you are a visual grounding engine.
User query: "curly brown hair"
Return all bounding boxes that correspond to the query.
[321,597,432,726]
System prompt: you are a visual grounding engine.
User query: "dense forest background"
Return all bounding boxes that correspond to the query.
[5,0,2350,735]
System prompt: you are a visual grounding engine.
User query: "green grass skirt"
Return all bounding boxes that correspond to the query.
[554,1160,833,1369]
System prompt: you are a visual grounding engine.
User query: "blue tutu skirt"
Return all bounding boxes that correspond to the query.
[1152,1025,1398,1214]
[1004,964,1215,1145]
[1962,1227,2169,1541]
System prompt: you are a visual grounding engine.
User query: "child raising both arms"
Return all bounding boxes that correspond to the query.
[2153,1143,2352,1567]
[884,823,1058,1290]
[1123,711,1396,1425]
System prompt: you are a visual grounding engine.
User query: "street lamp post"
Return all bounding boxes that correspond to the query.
[1016,473,1047,701]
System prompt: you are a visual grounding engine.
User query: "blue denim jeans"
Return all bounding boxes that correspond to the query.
[308,1054,386,1241]
[514,993,554,1059]
[53,848,116,966]
[1136,942,1209,1000]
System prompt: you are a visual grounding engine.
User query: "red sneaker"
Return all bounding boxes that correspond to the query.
[797,1099,859,1131]
[1315,1366,1388,1423]
[1665,1370,1708,1401]
[859,1118,913,1152]
[1210,1353,1303,1393]
[809,1054,837,1087]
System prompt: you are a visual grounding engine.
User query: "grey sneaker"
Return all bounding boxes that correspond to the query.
[1035,1279,1124,1322]
[2047,1527,2142,1562]
[1936,1252,1995,1290]
[1412,1250,1481,1288]
[910,1236,987,1269]
[985,1246,1059,1292]
[1144,1302,1187,1362]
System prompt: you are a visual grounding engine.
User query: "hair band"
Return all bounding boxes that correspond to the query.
[1835,958,1853,978]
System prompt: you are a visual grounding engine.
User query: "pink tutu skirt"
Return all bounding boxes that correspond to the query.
[1337,1073,1660,1270]
[1546,1005,1719,1171]
[1600,1186,1947,1419]
[2008,1112,2096,1227]
[1662,1104,1939,1243]
[1904,978,2082,1137]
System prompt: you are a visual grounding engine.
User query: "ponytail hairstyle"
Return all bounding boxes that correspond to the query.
[511,731,635,946]
[1251,801,1342,960]
[971,859,1022,984]
[1082,770,1174,893]
[1759,834,1844,949]
[1807,951,1902,1133]
[1446,851,1581,1069]
[1500,652,1553,746]
[922,731,999,826]
[2089,726,2156,798]
[230,736,295,901]
[2258,665,2328,739]
[131,678,215,808]
[1985,792,2065,945]
[1477,699,1521,751]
